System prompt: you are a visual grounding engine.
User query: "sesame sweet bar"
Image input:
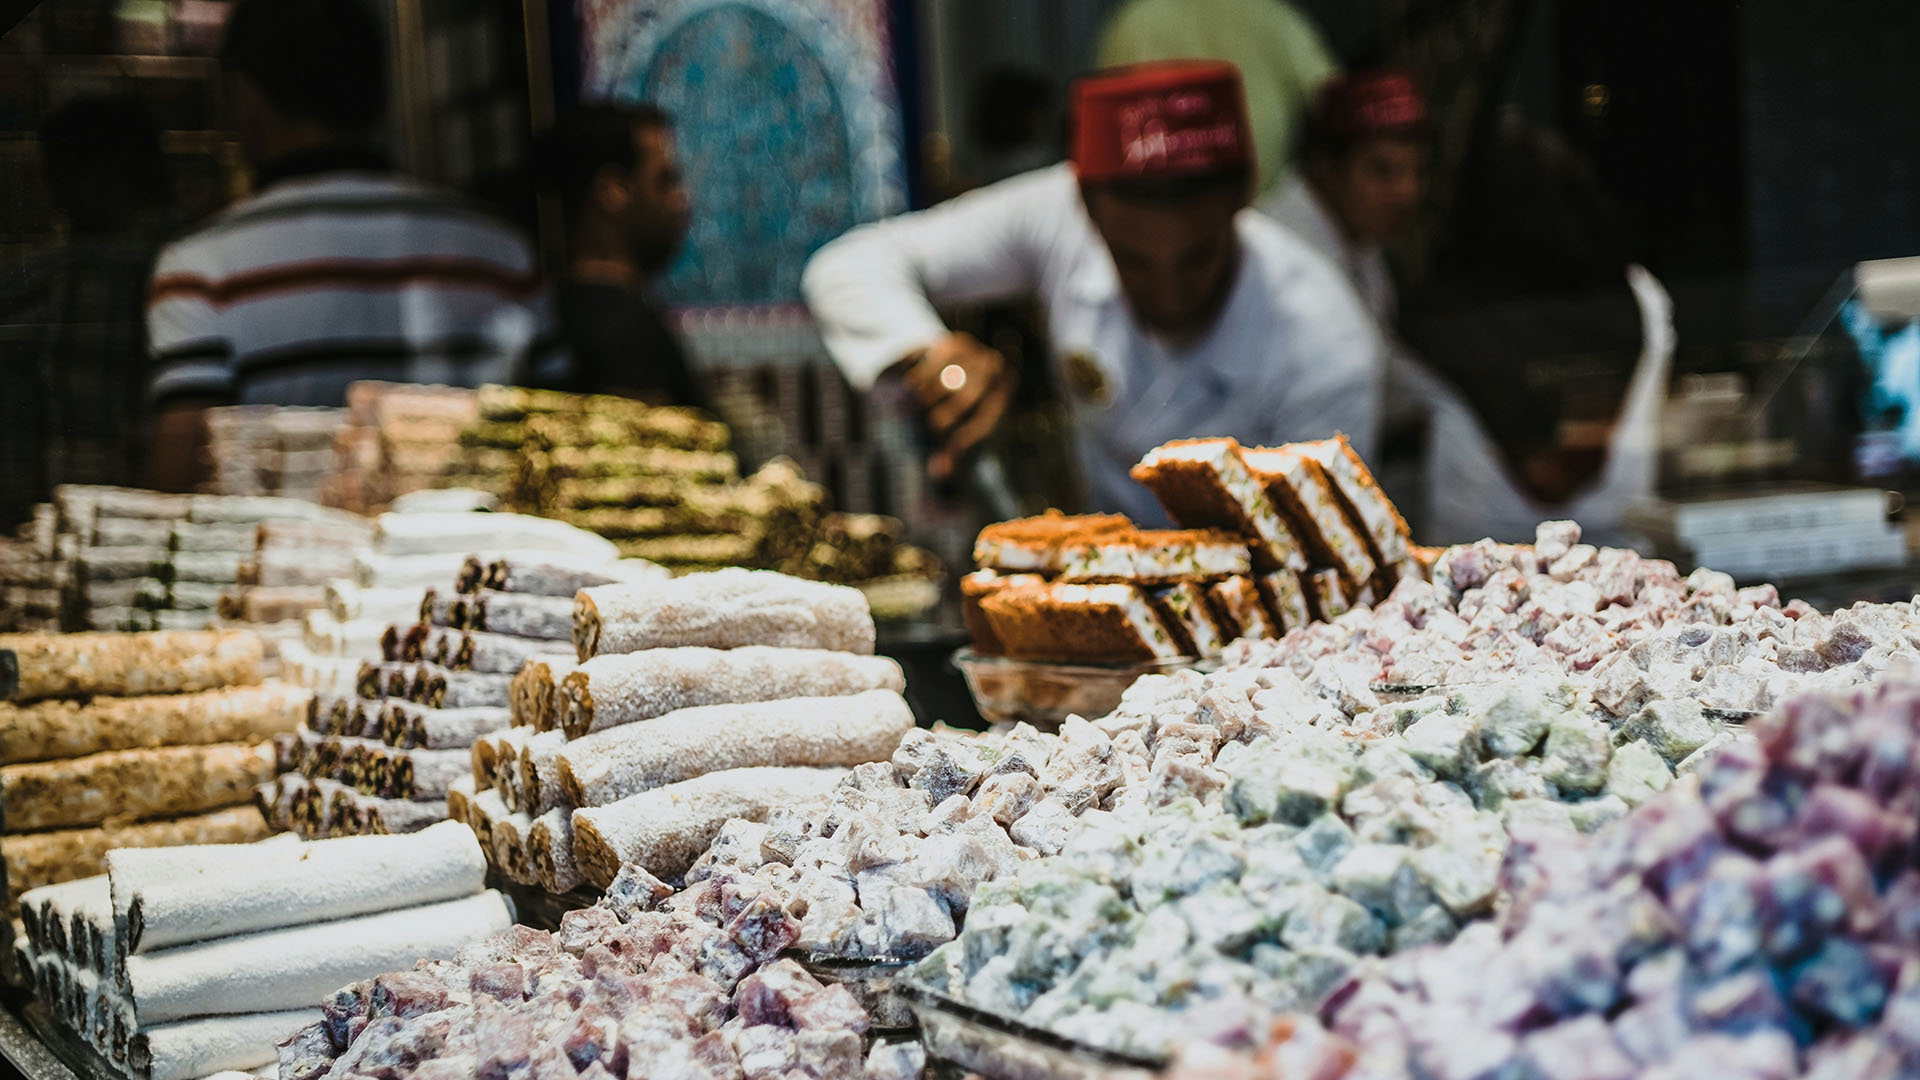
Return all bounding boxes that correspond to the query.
[1148,582,1230,658]
[977,582,1185,664]
[1130,437,1309,572]
[1241,443,1378,590]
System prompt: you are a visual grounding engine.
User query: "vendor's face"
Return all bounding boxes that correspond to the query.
[1317,136,1427,247]
[1083,187,1244,341]
[625,124,692,274]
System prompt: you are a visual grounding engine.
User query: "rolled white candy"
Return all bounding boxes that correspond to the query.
[574,567,875,658]
[559,646,904,738]
[556,690,913,808]
[130,1009,321,1080]
[571,766,845,887]
[123,890,512,1024]
[126,820,485,953]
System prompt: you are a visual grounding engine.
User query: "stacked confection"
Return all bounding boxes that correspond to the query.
[319,382,488,513]
[458,386,941,607]
[262,515,644,838]
[201,405,349,502]
[13,823,510,1080]
[1134,436,1421,615]
[321,383,941,603]
[213,508,374,624]
[274,508,628,697]
[962,511,1267,663]
[0,485,369,636]
[1148,678,1920,1080]
[914,666,1757,1059]
[434,556,666,891]
[134,491,372,636]
[0,630,302,908]
[448,568,911,897]
[292,508,500,700]
[960,435,1422,665]
[235,491,556,684]
[462,385,749,566]
[1,487,194,632]
[0,506,61,632]
[286,713,1187,1080]
[48,487,192,632]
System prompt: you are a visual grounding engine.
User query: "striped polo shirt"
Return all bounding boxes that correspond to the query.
[147,159,551,407]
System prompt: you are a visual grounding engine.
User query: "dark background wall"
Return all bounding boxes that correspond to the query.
[1741,0,1920,330]
[912,0,1920,344]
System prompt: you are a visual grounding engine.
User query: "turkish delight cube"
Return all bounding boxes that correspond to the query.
[1616,699,1717,762]
[1607,739,1673,807]
[1401,710,1479,780]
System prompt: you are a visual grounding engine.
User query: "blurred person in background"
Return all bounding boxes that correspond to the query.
[1097,0,1338,199]
[0,96,172,527]
[1265,70,1433,525]
[1264,69,1429,329]
[532,103,707,408]
[803,61,1382,524]
[1402,119,1674,546]
[144,0,550,492]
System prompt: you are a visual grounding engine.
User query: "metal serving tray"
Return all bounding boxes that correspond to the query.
[790,953,917,1032]
[898,980,1162,1080]
[1370,682,1759,723]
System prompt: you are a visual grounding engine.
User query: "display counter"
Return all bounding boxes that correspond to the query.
[2,425,1916,1080]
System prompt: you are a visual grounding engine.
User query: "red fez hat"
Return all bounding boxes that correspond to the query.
[1313,69,1429,142]
[1071,60,1253,183]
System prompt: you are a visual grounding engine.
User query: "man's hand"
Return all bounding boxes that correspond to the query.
[903,332,1015,481]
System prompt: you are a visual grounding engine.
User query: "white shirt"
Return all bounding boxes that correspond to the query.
[802,164,1384,524]
[1262,174,1436,438]
[148,172,549,408]
[1260,175,1396,328]
[1259,176,1674,546]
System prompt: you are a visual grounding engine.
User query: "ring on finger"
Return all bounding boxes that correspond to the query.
[939,363,967,392]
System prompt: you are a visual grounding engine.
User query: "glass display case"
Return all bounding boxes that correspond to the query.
[1631,258,1920,592]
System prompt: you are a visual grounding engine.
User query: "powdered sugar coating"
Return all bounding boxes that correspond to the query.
[1155,678,1920,1079]
[126,822,485,954]
[1223,521,1918,717]
[137,1008,321,1080]
[450,631,551,675]
[383,703,508,751]
[487,809,535,883]
[274,862,876,1080]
